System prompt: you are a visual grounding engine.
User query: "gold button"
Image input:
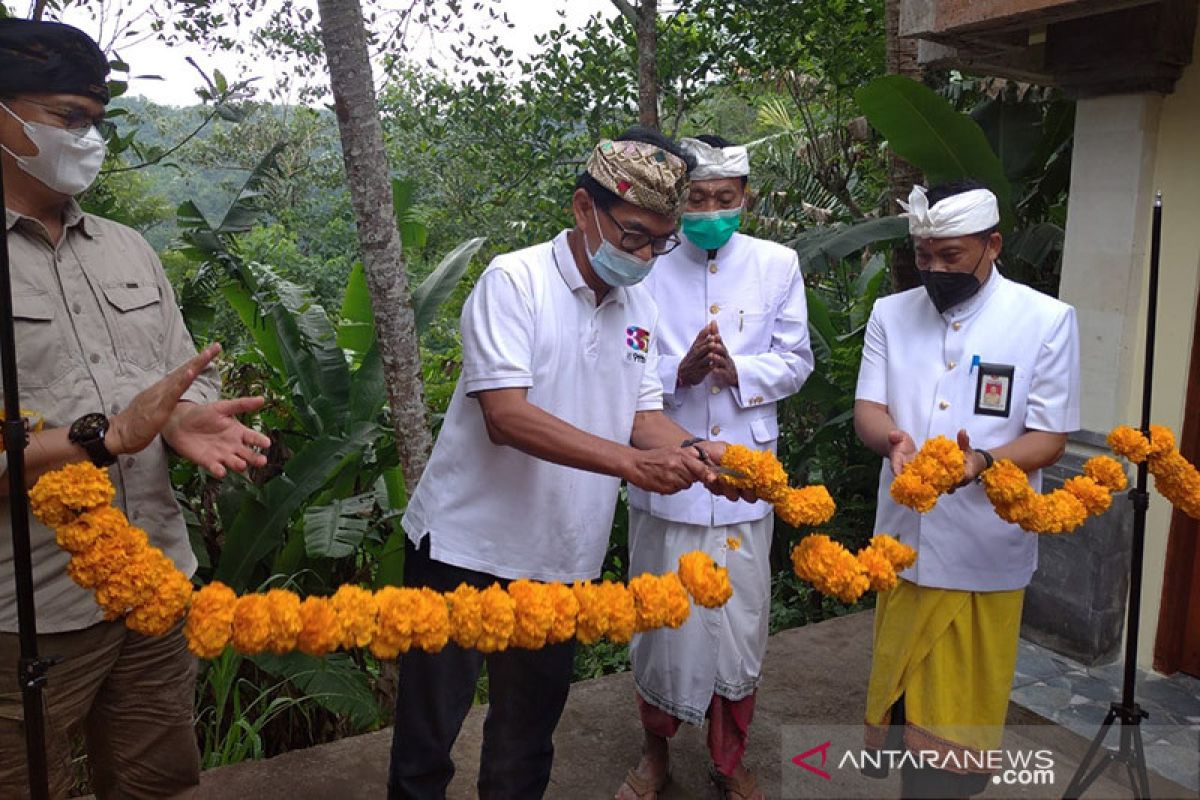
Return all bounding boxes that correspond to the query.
[710,304,720,314]
[938,401,949,410]
[709,264,718,274]
[710,385,720,394]
[711,425,721,435]
[947,361,956,370]
[952,322,962,331]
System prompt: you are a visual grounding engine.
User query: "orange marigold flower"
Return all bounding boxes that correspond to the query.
[476,584,515,653]
[1108,426,1151,463]
[447,584,485,649]
[263,589,303,654]
[95,546,167,620]
[1062,476,1112,516]
[231,593,273,654]
[790,534,869,604]
[889,472,939,514]
[545,583,579,644]
[630,572,690,633]
[677,551,733,609]
[29,462,115,527]
[719,445,788,495]
[127,555,192,637]
[372,586,450,659]
[1148,425,1176,457]
[185,582,237,658]
[331,585,378,650]
[508,580,556,650]
[775,485,836,527]
[1084,456,1127,493]
[572,581,607,645]
[296,596,341,656]
[66,523,147,590]
[856,544,898,593]
[868,534,916,572]
[54,506,128,554]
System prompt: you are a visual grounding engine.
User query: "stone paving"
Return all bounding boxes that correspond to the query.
[1011,638,1200,794]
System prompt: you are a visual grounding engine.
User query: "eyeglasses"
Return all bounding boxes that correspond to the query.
[600,205,681,256]
[11,98,116,139]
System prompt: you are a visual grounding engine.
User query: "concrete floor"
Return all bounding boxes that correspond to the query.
[194,610,1197,799]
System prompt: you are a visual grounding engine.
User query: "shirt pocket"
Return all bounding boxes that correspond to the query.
[11,291,72,391]
[728,308,774,353]
[750,416,778,445]
[100,280,163,372]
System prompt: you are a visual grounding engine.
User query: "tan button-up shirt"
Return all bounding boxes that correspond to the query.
[1,201,219,633]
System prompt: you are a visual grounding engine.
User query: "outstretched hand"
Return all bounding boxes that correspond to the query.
[164,397,271,479]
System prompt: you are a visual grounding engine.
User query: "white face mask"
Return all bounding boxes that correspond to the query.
[1,102,106,196]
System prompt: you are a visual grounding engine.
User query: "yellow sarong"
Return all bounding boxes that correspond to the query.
[864,578,1024,769]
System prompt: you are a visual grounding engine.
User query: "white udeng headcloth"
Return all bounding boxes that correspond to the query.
[680,137,750,181]
[899,184,999,237]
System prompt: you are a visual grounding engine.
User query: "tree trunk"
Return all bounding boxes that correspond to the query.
[315,0,432,488]
[885,0,923,291]
[614,0,660,129]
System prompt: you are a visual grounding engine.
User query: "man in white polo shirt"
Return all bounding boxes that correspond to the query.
[854,180,1080,798]
[388,127,746,800]
[618,135,812,800]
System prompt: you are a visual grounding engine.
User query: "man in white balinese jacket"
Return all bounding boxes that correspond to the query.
[616,135,814,800]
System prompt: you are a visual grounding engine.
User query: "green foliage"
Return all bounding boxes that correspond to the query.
[856,75,1073,294]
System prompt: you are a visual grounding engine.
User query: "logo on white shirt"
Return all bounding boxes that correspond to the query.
[625,325,649,364]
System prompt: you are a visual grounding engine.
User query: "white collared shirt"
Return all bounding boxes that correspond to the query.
[628,233,814,526]
[855,268,1081,592]
[402,231,663,582]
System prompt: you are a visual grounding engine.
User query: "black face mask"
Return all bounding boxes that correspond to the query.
[917,246,988,314]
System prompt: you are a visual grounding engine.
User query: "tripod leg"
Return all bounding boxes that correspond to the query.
[1129,718,1151,798]
[1062,707,1118,799]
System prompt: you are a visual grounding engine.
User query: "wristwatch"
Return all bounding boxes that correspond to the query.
[972,448,995,483]
[68,413,117,468]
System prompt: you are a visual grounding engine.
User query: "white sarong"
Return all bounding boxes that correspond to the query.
[628,510,773,726]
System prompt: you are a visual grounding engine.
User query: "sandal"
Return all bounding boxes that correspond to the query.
[708,762,761,800]
[616,765,670,799]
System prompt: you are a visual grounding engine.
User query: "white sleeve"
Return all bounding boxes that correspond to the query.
[1025,306,1081,433]
[637,318,665,412]
[460,268,535,396]
[855,306,888,404]
[730,258,815,407]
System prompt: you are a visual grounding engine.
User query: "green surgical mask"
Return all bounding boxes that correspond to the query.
[681,207,742,251]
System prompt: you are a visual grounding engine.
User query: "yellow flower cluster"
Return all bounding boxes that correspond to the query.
[34,464,729,657]
[717,445,836,527]
[790,533,916,604]
[677,551,733,608]
[979,456,1125,534]
[629,573,690,633]
[29,463,189,636]
[28,461,115,528]
[1108,425,1200,518]
[889,436,965,513]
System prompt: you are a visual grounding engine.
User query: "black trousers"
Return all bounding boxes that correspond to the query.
[387,536,576,800]
[862,695,992,799]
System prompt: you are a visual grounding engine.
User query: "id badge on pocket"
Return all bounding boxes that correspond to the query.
[975,363,1015,418]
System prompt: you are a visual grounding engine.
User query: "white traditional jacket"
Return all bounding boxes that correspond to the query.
[856,269,1081,592]
[627,232,814,525]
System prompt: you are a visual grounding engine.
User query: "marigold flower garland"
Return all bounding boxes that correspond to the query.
[889,436,965,513]
[1108,425,1200,518]
[979,456,1126,535]
[717,445,836,527]
[31,463,729,658]
[790,533,916,604]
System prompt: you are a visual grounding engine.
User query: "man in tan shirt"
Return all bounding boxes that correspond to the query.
[0,18,271,798]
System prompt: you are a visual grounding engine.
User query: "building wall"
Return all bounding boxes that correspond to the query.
[1135,21,1200,668]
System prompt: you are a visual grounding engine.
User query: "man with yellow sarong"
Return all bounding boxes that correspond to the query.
[853,180,1081,798]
